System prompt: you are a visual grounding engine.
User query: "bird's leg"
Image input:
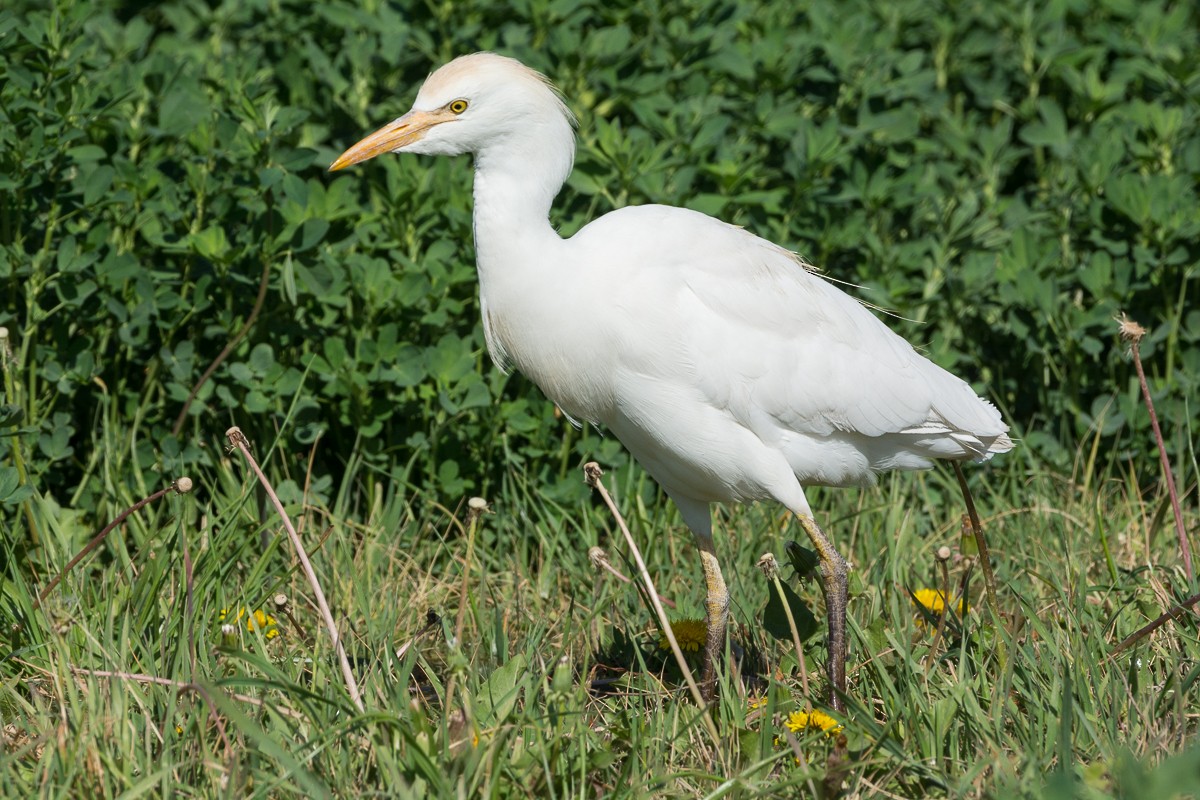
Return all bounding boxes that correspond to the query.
[696,534,729,703]
[795,515,849,713]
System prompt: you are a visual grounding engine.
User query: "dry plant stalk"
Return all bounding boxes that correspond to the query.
[588,546,677,608]
[952,463,1003,616]
[1117,314,1193,582]
[582,462,721,747]
[71,666,305,723]
[172,258,272,435]
[33,478,195,612]
[925,545,954,673]
[1111,589,1200,656]
[444,498,487,716]
[71,667,233,755]
[756,553,813,704]
[226,427,365,713]
[454,497,488,648]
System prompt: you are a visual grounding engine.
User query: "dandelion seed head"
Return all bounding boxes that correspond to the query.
[1116,313,1146,343]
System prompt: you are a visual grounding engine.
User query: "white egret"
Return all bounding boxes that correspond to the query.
[331,53,1012,708]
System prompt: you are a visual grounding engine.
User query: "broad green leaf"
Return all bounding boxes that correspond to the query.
[472,654,528,726]
[762,579,819,644]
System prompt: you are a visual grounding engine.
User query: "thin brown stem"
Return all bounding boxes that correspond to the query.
[1130,336,1193,582]
[226,427,365,713]
[34,479,192,611]
[1110,590,1200,656]
[172,257,271,435]
[446,498,487,715]
[777,578,816,705]
[759,554,812,704]
[583,463,721,746]
[1118,315,1193,582]
[588,546,677,608]
[67,668,268,753]
[71,668,307,721]
[925,553,953,673]
[952,463,1001,618]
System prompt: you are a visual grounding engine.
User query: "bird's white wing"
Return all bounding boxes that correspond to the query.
[573,205,1010,471]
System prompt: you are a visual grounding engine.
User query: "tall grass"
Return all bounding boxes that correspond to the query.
[2,1,1198,795]
[3,413,1197,797]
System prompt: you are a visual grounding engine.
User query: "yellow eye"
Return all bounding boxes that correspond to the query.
[449,99,469,115]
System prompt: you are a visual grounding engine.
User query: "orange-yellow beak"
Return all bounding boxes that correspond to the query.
[329,109,454,171]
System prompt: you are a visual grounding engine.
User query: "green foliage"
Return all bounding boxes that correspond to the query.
[0,0,1197,518]
[761,576,819,643]
[0,2,1198,792]
[2,426,1197,797]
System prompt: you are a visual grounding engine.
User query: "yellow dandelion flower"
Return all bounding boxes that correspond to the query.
[911,589,964,619]
[784,709,842,736]
[748,695,768,711]
[657,618,707,652]
[218,607,279,639]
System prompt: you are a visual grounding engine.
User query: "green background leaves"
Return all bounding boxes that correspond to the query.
[1,0,1197,510]
[2,3,1198,795]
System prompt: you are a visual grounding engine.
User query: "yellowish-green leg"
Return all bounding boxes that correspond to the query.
[697,539,729,703]
[796,514,849,713]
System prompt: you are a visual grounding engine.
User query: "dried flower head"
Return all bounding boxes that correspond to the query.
[1116,313,1147,344]
[588,546,607,569]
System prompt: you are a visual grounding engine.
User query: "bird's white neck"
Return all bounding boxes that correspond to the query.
[470,115,574,279]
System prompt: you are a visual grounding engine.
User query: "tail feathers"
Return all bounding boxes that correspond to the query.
[950,430,1015,460]
[902,407,1014,462]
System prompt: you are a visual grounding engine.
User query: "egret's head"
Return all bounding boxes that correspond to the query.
[330,52,575,170]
